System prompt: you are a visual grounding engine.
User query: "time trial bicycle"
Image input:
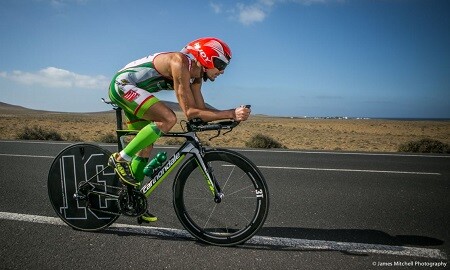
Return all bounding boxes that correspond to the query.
[48,100,269,246]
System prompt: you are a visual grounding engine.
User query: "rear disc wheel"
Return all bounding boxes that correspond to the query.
[48,143,121,231]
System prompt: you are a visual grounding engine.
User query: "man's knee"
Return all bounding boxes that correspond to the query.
[167,111,177,128]
[160,111,177,133]
[141,102,177,133]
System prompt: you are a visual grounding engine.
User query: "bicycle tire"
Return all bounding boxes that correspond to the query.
[48,143,121,231]
[173,149,269,246]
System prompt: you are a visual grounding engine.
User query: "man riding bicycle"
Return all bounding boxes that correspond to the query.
[107,37,251,222]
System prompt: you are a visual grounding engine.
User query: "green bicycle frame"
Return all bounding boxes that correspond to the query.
[117,130,220,200]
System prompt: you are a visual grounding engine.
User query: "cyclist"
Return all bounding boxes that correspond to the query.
[107,37,251,221]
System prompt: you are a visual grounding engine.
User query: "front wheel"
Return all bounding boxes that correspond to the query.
[173,149,269,246]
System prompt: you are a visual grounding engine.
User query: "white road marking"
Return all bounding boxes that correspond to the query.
[0,211,447,260]
[239,148,450,158]
[0,140,72,145]
[256,165,441,175]
[1,153,442,175]
[1,140,449,158]
[0,153,54,158]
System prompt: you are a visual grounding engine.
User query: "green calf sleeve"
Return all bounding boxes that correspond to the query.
[122,123,162,158]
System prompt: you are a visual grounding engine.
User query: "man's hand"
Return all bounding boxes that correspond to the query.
[234,105,251,121]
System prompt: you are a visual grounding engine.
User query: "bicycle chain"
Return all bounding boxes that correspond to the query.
[78,180,124,195]
[81,182,146,217]
[87,205,121,216]
[78,181,122,215]
[89,182,125,196]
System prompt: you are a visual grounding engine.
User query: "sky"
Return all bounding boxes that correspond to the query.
[0,0,449,118]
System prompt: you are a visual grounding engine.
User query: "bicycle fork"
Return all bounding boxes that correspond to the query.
[191,152,224,203]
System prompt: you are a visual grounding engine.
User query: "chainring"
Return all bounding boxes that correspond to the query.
[118,189,147,217]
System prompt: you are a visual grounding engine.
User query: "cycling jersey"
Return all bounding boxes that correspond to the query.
[108,52,191,130]
[114,53,175,93]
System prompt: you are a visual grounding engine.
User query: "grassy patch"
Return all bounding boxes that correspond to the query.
[17,126,64,141]
[398,138,449,153]
[245,134,284,149]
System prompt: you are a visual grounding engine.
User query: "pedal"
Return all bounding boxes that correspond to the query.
[137,211,158,224]
[137,216,147,224]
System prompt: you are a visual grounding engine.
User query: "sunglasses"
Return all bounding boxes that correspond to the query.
[213,57,228,71]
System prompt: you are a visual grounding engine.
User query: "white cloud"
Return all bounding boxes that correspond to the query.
[292,0,339,5]
[259,0,276,7]
[0,67,109,90]
[211,0,345,25]
[31,0,89,9]
[210,2,223,14]
[49,0,88,6]
[237,3,267,25]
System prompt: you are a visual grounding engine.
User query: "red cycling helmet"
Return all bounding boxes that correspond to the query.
[182,37,232,71]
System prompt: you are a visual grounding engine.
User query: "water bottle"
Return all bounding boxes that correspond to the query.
[143,152,167,177]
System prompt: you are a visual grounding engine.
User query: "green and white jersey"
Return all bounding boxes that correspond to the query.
[108,52,192,123]
[113,53,178,93]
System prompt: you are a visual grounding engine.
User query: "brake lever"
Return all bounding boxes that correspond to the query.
[208,121,236,140]
[208,130,221,141]
[222,124,236,136]
[216,121,239,138]
[223,129,232,136]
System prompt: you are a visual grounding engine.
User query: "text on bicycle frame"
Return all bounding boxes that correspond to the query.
[141,152,182,194]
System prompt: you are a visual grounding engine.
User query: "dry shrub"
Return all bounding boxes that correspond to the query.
[398,138,449,153]
[245,134,284,149]
[17,126,63,141]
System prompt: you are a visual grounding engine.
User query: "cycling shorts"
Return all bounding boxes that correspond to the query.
[109,77,159,130]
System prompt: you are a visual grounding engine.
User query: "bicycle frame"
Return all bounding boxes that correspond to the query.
[113,106,221,202]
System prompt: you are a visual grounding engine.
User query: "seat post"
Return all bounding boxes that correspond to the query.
[101,98,126,152]
[114,106,123,130]
[114,107,124,151]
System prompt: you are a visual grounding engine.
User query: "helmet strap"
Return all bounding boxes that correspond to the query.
[202,67,208,82]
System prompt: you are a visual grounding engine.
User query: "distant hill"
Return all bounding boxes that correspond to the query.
[0,101,215,114]
[0,102,50,115]
[0,102,33,111]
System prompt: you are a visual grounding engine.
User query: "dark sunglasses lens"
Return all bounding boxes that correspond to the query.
[213,58,228,71]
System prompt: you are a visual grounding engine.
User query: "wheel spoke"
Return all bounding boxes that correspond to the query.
[221,165,235,192]
[203,203,218,229]
[226,184,254,198]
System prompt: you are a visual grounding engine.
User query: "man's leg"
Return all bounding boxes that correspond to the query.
[130,102,176,223]
[111,101,177,186]
[118,101,176,160]
[131,148,151,182]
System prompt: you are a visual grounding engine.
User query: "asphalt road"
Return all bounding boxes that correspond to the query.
[0,140,449,270]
